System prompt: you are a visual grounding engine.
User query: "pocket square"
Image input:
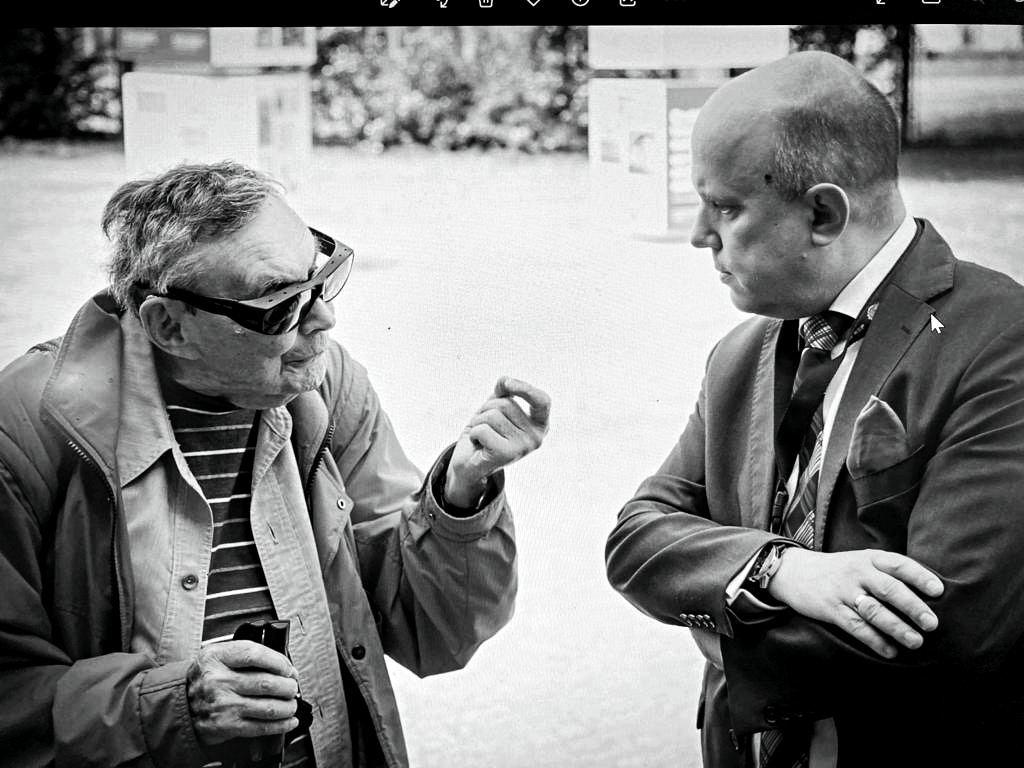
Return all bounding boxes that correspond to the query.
[847,395,912,477]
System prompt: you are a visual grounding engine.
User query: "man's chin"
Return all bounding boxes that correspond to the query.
[726,287,758,314]
[295,356,330,391]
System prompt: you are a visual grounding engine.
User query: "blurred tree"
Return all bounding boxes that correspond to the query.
[0,28,120,139]
[3,26,918,152]
[312,26,588,153]
[791,25,912,139]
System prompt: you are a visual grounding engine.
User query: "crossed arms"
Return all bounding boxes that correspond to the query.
[606,317,1024,732]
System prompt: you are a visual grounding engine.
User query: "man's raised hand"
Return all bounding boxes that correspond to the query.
[444,376,551,508]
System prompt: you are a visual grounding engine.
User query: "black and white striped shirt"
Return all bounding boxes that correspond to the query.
[163,381,314,768]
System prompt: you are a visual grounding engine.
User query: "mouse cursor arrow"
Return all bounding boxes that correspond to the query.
[930,315,944,334]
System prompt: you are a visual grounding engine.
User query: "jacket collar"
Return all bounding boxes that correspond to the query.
[41,293,126,480]
[41,292,331,486]
[886,219,956,304]
[814,219,955,539]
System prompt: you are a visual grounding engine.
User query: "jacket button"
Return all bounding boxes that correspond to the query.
[337,497,347,510]
[181,574,199,590]
[352,644,366,660]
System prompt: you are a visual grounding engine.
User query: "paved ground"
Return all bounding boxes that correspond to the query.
[2,141,1023,767]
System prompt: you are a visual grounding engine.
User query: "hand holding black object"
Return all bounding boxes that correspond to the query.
[187,620,312,768]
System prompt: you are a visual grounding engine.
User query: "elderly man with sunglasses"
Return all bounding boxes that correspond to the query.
[0,161,551,768]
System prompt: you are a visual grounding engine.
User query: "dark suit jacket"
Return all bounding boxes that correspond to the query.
[606,220,1024,767]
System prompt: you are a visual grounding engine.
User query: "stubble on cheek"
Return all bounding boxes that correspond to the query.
[282,353,329,394]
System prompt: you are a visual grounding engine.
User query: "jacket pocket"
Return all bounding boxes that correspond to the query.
[850,444,928,551]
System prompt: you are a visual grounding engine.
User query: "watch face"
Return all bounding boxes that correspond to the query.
[749,543,784,586]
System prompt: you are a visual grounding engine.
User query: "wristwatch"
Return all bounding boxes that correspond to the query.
[747,542,789,591]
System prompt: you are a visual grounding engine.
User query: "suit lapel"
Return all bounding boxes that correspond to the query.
[745,318,784,530]
[814,220,956,543]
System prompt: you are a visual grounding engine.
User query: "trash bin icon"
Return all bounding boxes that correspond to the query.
[479,0,493,6]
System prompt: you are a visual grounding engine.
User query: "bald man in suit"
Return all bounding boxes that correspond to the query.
[606,51,1024,767]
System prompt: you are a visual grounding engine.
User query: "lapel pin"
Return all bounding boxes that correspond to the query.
[930,314,944,334]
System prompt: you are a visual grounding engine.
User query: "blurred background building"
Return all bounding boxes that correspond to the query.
[4,25,1022,152]
[4,25,1020,239]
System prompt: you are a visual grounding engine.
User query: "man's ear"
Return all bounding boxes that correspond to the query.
[138,296,201,360]
[802,183,850,246]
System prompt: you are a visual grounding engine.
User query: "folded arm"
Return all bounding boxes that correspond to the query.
[722,319,1024,732]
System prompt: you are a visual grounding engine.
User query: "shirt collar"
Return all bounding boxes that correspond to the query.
[829,213,917,322]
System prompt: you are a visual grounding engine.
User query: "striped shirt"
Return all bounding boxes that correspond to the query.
[163,380,314,768]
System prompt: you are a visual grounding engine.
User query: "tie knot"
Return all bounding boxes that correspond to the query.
[800,312,849,352]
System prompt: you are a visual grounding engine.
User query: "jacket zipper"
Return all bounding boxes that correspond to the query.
[64,437,128,650]
[300,421,396,764]
[304,420,336,506]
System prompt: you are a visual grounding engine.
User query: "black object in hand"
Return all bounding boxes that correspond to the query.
[227,620,303,768]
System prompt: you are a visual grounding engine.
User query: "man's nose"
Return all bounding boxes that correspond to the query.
[689,206,719,250]
[301,296,336,333]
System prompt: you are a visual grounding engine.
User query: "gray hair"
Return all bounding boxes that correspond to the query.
[767,72,900,222]
[102,161,284,314]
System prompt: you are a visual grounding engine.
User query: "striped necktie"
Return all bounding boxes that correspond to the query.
[778,312,851,548]
[760,312,851,768]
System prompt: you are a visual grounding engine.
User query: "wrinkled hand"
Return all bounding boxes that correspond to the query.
[768,547,944,659]
[186,641,300,747]
[445,376,551,507]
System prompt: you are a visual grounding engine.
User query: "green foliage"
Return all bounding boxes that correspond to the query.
[791,25,910,107]
[312,27,588,153]
[0,28,120,139]
[3,26,912,153]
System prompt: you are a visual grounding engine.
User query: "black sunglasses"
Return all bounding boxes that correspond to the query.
[157,228,354,335]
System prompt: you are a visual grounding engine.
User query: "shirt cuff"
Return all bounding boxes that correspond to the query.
[725,543,794,624]
[423,444,506,541]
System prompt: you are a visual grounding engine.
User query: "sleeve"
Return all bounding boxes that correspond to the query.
[720,318,1024,735]
[328,349,516,677]
[0,435,206,768]
[605,372,792,639]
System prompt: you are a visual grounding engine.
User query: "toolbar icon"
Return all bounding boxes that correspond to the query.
[571,0,589,5]
[480,0,493,6]
[621,0,636,5]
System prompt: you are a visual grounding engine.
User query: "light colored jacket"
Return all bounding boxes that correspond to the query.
[0,292,517,768]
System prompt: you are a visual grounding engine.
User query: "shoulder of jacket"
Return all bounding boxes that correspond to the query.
[0,338,70,506]
[708,315,777,366]
[0,337,62,424]
[320,340,373,413]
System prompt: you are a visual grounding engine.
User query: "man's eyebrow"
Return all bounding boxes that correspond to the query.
[238,273,289,298]
[238,234,320,298]
[307,244,318,277]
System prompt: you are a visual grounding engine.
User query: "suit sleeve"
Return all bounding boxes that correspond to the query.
[720,318,1024,734]
[327,347,516,677]
[605,369,790,639]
